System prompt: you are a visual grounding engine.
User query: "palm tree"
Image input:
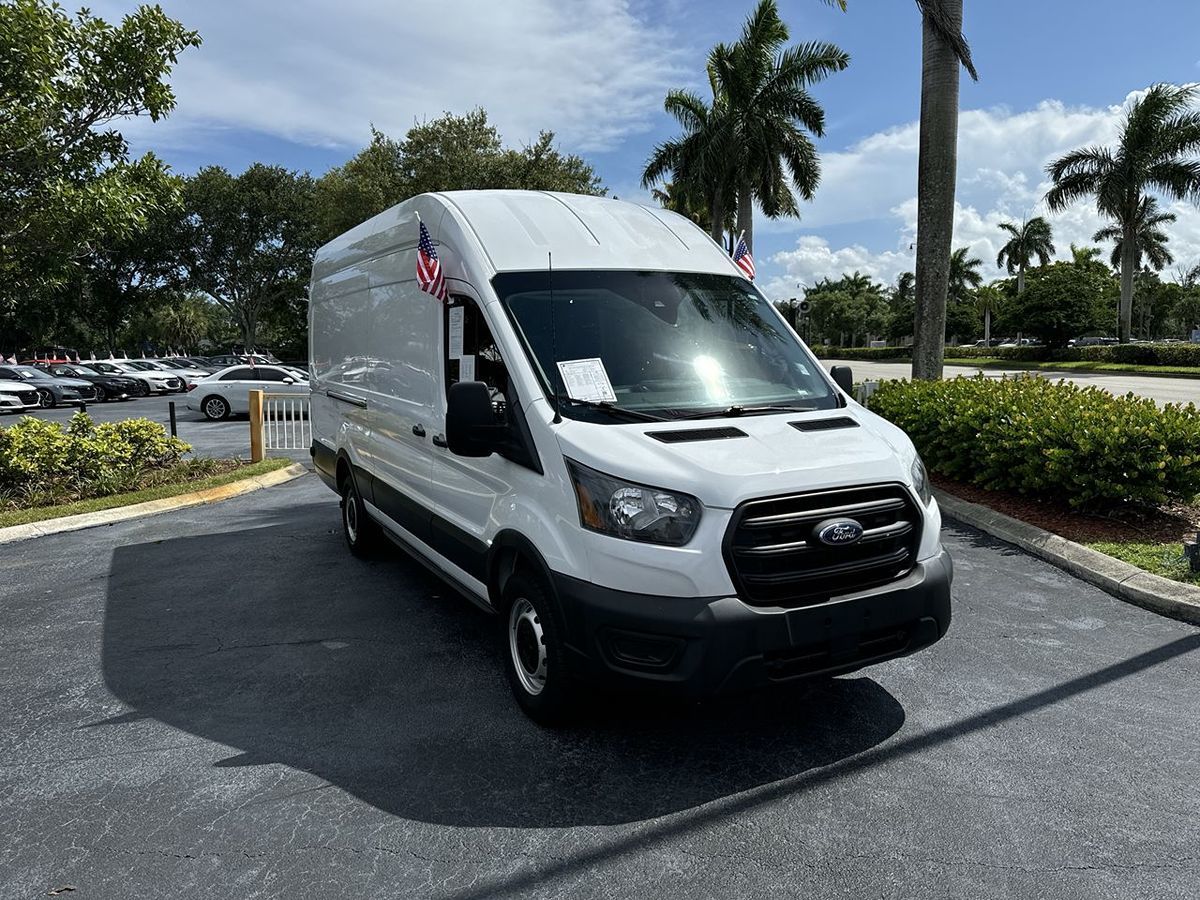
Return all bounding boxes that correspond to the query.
[817,0,976,377]
[707,2,848,253]
[1045,83,1200,343]
[643,1,848,255]
[995,217,1055,295]
[1070,243,1104,266]
[973,284,1002,347]
[1093,195,1176,272]
[642,92,731,245]
[947,246,984,301]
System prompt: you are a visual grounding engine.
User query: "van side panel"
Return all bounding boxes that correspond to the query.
[309,266,372,471]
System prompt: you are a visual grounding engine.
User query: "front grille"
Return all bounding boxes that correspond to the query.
[76,386,96,400]
[725,483,922,607]
[17,390,37,405]
[166,378,182,388]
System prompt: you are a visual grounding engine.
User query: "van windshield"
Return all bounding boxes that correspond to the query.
[494,270,838,421]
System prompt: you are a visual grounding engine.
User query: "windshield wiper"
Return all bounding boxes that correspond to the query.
[561,397,667,422]
[672,404,816,420]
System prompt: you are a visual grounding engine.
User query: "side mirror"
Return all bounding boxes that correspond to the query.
[282,377,295,384]
[446,381,502,457]
[830,365,853,394]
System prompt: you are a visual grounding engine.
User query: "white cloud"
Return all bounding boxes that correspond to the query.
[96,0,683,153]
[764,90,1200,293]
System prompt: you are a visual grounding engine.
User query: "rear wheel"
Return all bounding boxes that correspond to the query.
[201,395,229,420]
[502,574,575,725]
[340,471,382,558]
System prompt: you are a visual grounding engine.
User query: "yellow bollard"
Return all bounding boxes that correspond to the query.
[249,389,264,462]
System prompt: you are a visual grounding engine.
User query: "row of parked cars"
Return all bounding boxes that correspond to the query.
[0,354,309,419]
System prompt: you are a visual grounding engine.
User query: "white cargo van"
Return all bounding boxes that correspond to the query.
[309,190,951,722]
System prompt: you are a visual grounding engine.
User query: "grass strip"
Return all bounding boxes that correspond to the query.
[1084,541,1200,585]
[0,457,294,528]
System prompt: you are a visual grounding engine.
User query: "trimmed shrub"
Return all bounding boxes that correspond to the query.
[809,345,911,360]
[0,413,191,506]
[867,375,1200,508]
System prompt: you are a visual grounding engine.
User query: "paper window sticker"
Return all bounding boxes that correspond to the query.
[459,354,475,383]
[556,358,616,403]
[448,306,465,359]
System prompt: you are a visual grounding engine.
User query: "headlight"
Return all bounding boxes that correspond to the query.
[566,460,701,546]
[911,455,932,506]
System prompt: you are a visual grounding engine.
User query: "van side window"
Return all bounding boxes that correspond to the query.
[445,296,510,416]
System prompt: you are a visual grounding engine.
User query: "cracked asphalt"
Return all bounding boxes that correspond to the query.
[1,474,1197,899]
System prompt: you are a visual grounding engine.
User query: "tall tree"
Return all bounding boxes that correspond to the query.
[1070,243,1104,266]
[180,165,318,351]
[973,284,1002,346]
[1093,195,1175,272]
[886,271,917,341]
[643,0,847,253]
[995,217,1055,295]
[1046,83,1200,343]
[315,110,604,241]
[0,1,199,310]
[911,0,978,380]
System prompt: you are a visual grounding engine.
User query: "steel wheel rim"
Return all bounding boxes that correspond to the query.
[344,490,358,542]
[508,597,547,696]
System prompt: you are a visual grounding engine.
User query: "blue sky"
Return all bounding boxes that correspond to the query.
[99,0,1200,297]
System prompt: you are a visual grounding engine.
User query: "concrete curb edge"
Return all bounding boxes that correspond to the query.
[0,462,307,545]
[934,488,1200,626]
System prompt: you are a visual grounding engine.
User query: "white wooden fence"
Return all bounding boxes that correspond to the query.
[249,389,310,459]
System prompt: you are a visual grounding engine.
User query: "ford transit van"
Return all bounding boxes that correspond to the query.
[309,190,951,722]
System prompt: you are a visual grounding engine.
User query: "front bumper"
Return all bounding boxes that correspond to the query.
[553,549,952,697]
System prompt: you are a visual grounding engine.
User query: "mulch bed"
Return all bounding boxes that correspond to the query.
[932,474,1200,544]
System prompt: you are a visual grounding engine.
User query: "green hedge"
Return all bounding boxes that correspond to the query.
[809,345,912,360]
[0,413,191,507]
[867,376,1200,508]
[812,343,1200,367]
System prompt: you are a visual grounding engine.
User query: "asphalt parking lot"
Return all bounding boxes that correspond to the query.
[1,474,1197,898]
[29,392,300,462]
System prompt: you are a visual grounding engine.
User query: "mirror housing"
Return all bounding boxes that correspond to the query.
[281,377,295,384]
[446,381,503,457]
[830,365,854,395]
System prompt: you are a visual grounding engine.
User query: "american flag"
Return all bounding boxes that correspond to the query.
[417,220,448,301]
[733,234,755,280]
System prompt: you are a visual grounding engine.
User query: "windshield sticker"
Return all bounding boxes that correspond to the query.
[459,354,475,383]
[557,358,616,404]
[447,306,465,359]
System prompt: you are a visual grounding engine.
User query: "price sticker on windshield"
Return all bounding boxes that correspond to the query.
[557,358,616,403]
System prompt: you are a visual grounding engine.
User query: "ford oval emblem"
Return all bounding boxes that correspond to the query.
[816,518,864,547]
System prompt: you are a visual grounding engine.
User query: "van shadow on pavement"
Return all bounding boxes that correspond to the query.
[99,504,905,828]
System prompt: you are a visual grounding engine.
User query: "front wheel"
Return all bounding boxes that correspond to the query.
[132,381,149,397]
[201,395,229,420]
[37,389,55,408]
[502,574,575,725]
[93,385,108,402]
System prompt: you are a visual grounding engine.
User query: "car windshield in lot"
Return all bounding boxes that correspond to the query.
[495,270,837,421]
[1,365,53,381]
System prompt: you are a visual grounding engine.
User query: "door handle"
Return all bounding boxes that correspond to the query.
[412,423,426,437]
[432,433,448,448]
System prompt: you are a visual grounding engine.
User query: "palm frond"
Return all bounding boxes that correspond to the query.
[914,0,978,81]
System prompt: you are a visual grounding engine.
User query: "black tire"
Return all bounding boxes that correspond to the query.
[340,472,383,558]
[93,385,107,402]
[200,395,230,420]
[37,389,55,408]
[132,381,150,397]
[501,573,575,725]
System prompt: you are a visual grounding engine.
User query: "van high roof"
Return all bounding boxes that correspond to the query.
[313,190,740,280]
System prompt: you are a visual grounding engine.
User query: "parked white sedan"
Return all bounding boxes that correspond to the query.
[186,364,309,420]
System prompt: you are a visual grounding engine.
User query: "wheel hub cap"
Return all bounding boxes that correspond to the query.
[508,597,547,696]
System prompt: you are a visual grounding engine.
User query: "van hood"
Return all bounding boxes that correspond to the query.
[554,405,917,510]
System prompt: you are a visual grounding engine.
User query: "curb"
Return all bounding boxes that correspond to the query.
[0,462,308,545]
[935,488,1200,626]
